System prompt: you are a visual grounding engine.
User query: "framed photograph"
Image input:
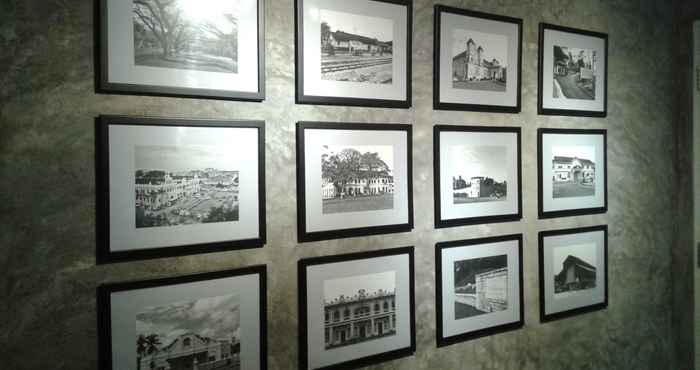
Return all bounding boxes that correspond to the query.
[433,5,522,113]
[538,128,607,219]
[539,225,608,322]
[435,234,523,346]
[296,122,413,242]
[97,265,267,370]
[298,247,415,369]
[98,0,265,101]
[538,23,608,117]
[434,125,522,228]
[295,0,412,108]
[96,115,265,263]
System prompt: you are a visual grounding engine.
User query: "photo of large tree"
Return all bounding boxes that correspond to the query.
[133,0,239,73]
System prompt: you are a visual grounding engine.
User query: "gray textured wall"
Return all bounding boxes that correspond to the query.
[0,0,686,369]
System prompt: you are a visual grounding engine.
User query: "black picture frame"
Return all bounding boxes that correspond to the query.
[433,5,522,113]
[433,125,522,228]
[435,234,524,347]
[294,0,413,108]
[537,23,608,117]
[537,128,607,219]
[538,225,608,322]
[296,121,414,243]
[96,0,266,101]
[96,115,266,264]
[97,265,268,370]
[298,247,416,370]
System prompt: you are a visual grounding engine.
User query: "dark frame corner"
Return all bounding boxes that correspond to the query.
[296,121,414,243]
[433,125,523,228]
[537,128,608,219]
[537,22,608,118]
[432,5,522,113]
[97,265,268,370]
[538,225,608,323]
[298,247,416,370]
[96,0,266,101]
[96,115,266,264]
[294,0,413,108]
[435,234,524,347]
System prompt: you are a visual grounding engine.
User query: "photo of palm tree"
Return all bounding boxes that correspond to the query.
[321,145,394,214]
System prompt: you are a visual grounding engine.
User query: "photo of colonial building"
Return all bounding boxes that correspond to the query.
[453,176,506,204]
[450,145,508,204]
[453,254,508,320]
[320,9,394,84]
[323,288,397,349]
[551,151,595,198]
[134,145,240,228]
[321,145,394,214]
[451,30,508,92]
[137,332,240,370]
[552,46,597,100]
[554,255,597,294]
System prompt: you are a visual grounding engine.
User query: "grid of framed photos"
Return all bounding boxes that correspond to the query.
[98,266,267,370]
[98,0,265,101]
[298,247,415,370]
[296,121,414,242]
[91,3,615,368]
[96,115,266,263]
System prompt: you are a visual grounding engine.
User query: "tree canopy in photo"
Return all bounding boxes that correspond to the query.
[322,148,391,192]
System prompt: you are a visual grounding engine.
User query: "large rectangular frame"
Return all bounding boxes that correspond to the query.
[294,0,413,108]
[537,128,607,219]
[433,5,522,113]
[97,265,268,370]
[296,121,414,242]
[97,0,266,101]
[434,125,522,227]
[96,115,266,263]
[298,247,416,369]
[537,23,608,117]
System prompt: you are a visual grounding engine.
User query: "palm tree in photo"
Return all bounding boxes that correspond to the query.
[144,333,161,370]
[136,334,147,370]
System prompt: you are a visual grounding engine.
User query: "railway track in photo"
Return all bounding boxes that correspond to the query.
[321,57,392,73]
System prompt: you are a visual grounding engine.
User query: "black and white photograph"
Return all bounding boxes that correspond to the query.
[135,293,241,370]
[451,30,508,92]
[323,271,396,349]
[135,146,240,228]
[434,125,521,228]
[539,226,608,322]
[451,145,508,204]
[552,243,597,297]
[133,0,239,74]
[320,10,394,84]
[296,0,411,107]
[297,122,412,243]
[97,116,265,264]
[538,23,607,117]
[538,128,607,219]
[434,6,522,112]
[552,46,597,100]
[298,247,415,370]
[436,235,523,347]
[98,265,267,370]
[551,146,596,199]
[99,0,264,100]
[321,145,394,214]
[453,254,508,320]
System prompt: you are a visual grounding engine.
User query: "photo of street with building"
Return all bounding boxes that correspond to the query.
[552,243,597,298]
[451,29,508,92]
[451,145,507,204]
[453,254,508,320]
[321,144,394,214]
[135,293,241,370]
[552,45,596,100]
[323,271,397,349]
[551,146,595,198]
[135,145,239,228]
[133,0,239,73]
[320,9,394,84]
